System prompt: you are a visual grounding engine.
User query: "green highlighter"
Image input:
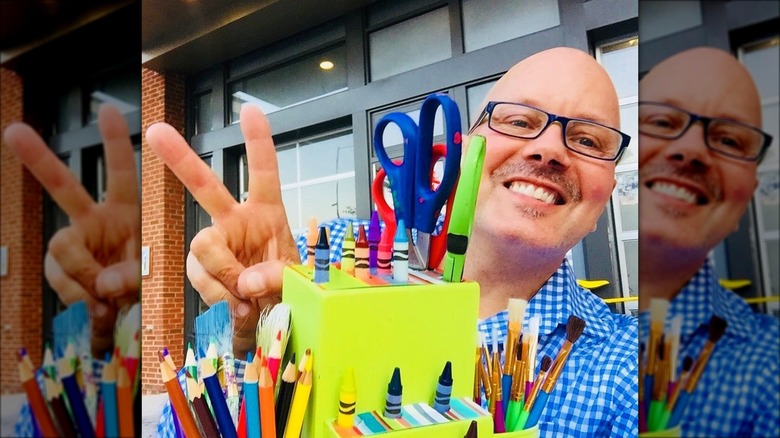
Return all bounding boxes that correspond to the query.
[442,134,486,283]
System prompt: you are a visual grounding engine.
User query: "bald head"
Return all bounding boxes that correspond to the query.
[641,47,762,126]
[480,47,621,128]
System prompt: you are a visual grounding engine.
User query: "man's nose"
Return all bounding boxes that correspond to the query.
[521,122,571,168]
[665,123,713,170]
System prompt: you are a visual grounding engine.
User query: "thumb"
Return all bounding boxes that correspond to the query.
[236,260,290,299]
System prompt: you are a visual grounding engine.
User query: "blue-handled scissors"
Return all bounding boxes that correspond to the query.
[373,93,463,270]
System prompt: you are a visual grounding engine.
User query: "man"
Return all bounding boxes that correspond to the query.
[147,47,637,436]
[638,47,779,437]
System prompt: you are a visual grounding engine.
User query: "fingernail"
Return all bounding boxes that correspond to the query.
[246,272,264,293]
[104,272,123,293]
[94,303,108,318]
[237,303,250,317]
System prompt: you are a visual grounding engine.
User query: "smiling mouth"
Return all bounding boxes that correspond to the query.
[646,180,708,205]
[504,181,564,205]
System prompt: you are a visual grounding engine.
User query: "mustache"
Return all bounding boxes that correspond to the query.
[639,162,722,201]
[491,160,581,202]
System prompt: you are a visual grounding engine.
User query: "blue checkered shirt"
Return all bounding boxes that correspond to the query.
[480,260,638,437]
[638,260,780,437]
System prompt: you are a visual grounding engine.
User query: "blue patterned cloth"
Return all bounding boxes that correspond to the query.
[480,259,638,437]
[638,260,780,438]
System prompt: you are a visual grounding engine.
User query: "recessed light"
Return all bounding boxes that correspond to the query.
[320,60,334,70]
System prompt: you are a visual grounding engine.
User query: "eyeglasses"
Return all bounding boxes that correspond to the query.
[469,101,631,161]
[638,102,773,162]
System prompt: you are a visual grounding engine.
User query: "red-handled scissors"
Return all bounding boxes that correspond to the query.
[371,93,463,271]
[371,144,457,270]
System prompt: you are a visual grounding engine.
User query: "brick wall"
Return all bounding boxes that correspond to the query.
[0,67,44,393]
[140,68,187,393]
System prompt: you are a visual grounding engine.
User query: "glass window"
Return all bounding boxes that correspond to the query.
[624,239,638,298]
[638,0,702,42]
[767,239,779,298]
[616,171,638,232]
[195,92,214,135]
[599,39,639,99]
[617,102,639,165]
[88,67,142,124]
[369,7,451,81]
[56,84,83,134]
[462,0,560,52]
[742,38,780,99]
[242,129,355,235]
[466,80,497,128]
[229,44,348,122]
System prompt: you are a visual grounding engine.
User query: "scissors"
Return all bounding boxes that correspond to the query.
[372,93,462,271]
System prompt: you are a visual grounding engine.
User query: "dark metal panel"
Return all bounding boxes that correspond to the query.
[353,110,372,219]
[584,0,639,31]
[726,1,780,30]
[561,0,589,52]
[49,111,142,155]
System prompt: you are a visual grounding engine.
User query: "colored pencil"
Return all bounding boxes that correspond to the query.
[59,345,95,438]
[101,356,119,438]
[202,357,239,438]
[260,356,277,438]
[268,329,283,387]
[159,351,202,438]
[187,369,220,438]
[284,351,313,438]
[275,354,297,438]
[44,373,75,437]
[19,354,58,437]
[243,353,261,438]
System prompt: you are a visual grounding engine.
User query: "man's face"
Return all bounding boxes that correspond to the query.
[469,48,620,253]
[639,48,761,254]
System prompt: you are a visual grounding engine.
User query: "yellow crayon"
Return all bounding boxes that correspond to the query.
[337,368,357,428]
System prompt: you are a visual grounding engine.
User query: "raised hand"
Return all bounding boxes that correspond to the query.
[3,105,140,356]
[146,104,300,357]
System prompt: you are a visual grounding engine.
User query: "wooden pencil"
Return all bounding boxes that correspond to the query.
[160,351,202,438]
[117,366,134,437]
[187,369,219,437]
[19,357,58,438]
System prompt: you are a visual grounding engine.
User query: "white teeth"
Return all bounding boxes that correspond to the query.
[507,181,557,204]
[651,181,697,204]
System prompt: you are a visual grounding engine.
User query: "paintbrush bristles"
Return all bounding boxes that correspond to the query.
[540,355,552,372]
[708,316,728,343]
[507,298,528,330]
[565,315,586,344]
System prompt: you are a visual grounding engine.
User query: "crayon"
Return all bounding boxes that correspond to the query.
[368,211,381,274]
[433,361,453,413]
[393,219,409,282]
[337,367,357,428]
[341,222,356,275]
[355,225,370,280]
[377,224,393,274]
[314,226,330,283]
[383,367,403,419]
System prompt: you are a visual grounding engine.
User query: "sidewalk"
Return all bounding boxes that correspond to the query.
[141,392,168,438]
[1,392,167,438]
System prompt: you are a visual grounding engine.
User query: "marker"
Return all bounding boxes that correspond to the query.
[306,217,318,268]
[355,225,370,280]
[433,361,453,413]
[368,211,381,274]
[443,135,485,283]
[392,219,409,282]
[337,367,357,428]
[313,226,330,283]
[342,222,356,275]
[377,224,393,274]
[383,367,403,419]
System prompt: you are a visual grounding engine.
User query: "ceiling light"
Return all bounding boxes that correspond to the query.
[320,60,334,70]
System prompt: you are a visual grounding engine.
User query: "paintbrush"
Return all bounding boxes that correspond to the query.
[524,316,540,398]
[503,298,528,416]
[645,298,669,415]
[523,315,586,429]
[667,316,727,429]
[512,355,551,432]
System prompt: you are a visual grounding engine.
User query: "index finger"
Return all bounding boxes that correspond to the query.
[240,104,283,204]
[146,122,236,219]
[99,105,139,206]
[3,123,95,221]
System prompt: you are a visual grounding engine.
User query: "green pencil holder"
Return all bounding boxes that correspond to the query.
[282,265,483,438]
[639,426,682,437]
[327,419,540,437]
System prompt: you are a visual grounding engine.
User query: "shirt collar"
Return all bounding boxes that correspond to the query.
[639,259,754,340]
[508,259,614,340]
